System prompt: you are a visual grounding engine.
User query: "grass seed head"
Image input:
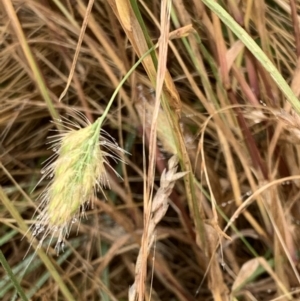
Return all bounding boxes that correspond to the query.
[33,114,125,252]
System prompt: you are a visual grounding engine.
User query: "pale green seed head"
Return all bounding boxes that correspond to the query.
[34,115,125,251]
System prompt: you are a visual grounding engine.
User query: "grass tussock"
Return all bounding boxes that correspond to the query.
[2,0,300,300]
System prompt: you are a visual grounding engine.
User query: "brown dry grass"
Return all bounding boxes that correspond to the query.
[2,0,300,300]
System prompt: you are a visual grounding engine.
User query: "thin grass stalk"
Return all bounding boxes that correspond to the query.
[290,0,300,57]
[57,0,94,102]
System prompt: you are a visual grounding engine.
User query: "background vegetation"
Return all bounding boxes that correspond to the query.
[1,0,300,300]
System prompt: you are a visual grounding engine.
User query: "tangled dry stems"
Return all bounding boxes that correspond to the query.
[2,0,300,300]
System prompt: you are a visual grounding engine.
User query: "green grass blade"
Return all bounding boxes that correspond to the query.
[202,0,300,113]
[0,251,29,301]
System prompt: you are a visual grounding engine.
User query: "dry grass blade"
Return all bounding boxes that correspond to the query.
[57,0,94,102]
[133,2,174,299]
[148,0,172,199]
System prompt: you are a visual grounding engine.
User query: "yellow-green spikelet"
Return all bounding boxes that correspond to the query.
[46,122,104,227]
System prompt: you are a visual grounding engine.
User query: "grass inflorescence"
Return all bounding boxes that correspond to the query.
[32,113,126,252]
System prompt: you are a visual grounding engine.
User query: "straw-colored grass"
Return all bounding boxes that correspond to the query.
[2,0,300,300]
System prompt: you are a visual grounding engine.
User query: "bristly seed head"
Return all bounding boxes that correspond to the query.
[32,111,126,253]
